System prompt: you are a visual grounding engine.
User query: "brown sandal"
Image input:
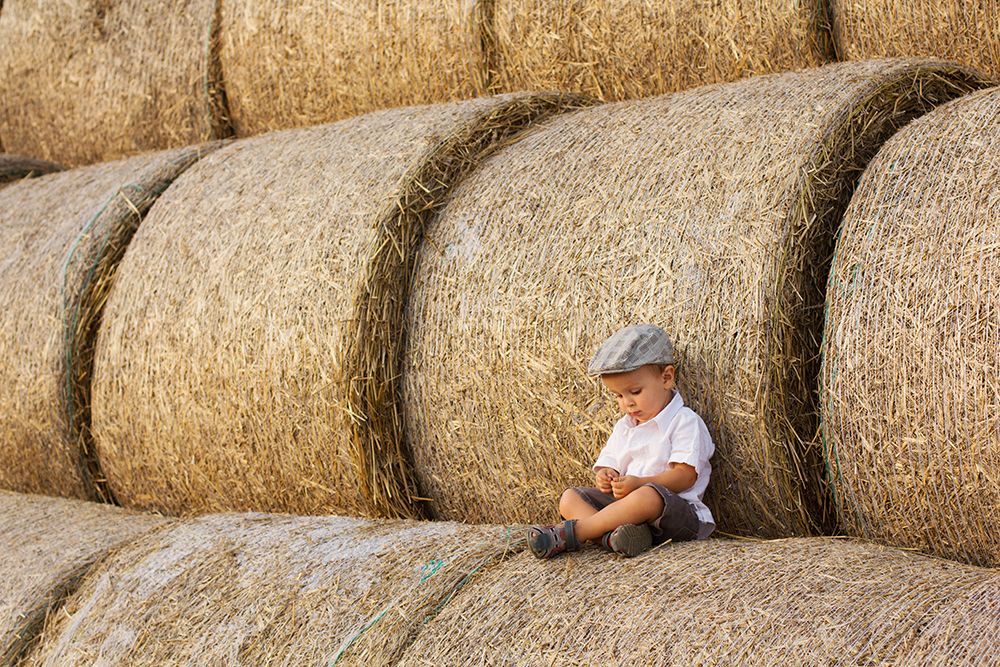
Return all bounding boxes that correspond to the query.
[528,520,579,559]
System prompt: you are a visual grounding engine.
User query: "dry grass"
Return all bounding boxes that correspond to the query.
[399,537,1000,666]
[24,513,521,666]
[402,60,988,537]
[0,490,170,665]
[91,94,590,520]
[0,154,61,188]
[821,87,1000,567]
[0,145,219,502]
[220,0,492,137]
[0,0,231,166]
[832,0,1000,80]
[491,0,834,100]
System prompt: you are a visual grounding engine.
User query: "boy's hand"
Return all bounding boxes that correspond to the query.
[611,475,641,499]
[595,467,619,494]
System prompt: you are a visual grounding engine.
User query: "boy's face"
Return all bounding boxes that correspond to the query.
[600,364,676,424]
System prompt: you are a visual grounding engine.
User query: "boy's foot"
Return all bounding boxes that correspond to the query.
[603,523,652,558]
[527,520,579,559]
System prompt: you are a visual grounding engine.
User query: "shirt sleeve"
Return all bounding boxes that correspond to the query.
[667,411,706,470]
[593,420,625,472]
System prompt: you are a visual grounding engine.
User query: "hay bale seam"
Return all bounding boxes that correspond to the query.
[0,490,169,665]
[491,0,835,101]
[832,0,1000,81]
[399,537,1000,666]
[220,0,491,137]
[24,513,520,666]
[402,59,988,536]
[0,144,220,502]
[91,94,591,519]
[821,86,1000,567]
[0,0,231,166]
[0,154,62,188]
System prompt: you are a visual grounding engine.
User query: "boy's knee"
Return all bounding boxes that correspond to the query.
[629,485,665,513]
[559,488,583,515]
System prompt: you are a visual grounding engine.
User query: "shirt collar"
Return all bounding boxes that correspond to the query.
[623,391,684,431]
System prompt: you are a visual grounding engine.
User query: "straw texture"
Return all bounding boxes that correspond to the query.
[821,87,1000,567]
[0,145,218,502]
[220,0,490,137]
[403,60,988,536]
[0,490,169,665]
[25,514,521,666]
[0,0,230,166]
[399,537,1000,666]
[491,0,834,101]
[0,154,61,188]
[833,1,1000,80]
[92,94,588,520]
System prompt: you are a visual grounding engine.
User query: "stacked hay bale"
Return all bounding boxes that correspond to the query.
[0,0,230,166]
[220,0,491,136]
[397,538,1000,665]
[402,60,988,536]
[832,1,1000,80]
[491,0,834,101]
[91,94,589,519]
[24,514,519,665]
[0,145,219,502]
[0,491,169,665]
[821,87,1000,567]
[0,154,61,188]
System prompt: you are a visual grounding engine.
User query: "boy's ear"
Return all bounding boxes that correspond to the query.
[662,364,676,385]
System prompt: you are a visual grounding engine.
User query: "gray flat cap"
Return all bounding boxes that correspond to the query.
[587,324,675,376]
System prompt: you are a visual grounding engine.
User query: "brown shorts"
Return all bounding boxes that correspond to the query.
[568,483,700,544]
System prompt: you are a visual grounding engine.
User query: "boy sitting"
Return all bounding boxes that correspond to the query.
[528,324,716,558]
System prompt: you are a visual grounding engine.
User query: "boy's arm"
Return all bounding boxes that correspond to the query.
[638,463,697,494]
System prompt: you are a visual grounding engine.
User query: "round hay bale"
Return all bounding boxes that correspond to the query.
[24,513,519,666]
[0,0,230,166]
[402,60,989,536]
[398,537,1000,666]
[0,154,62,188]
[820,87,1000,567]
[220,0,491,137]
[491,0,834,101]
[0,145,220,502]
[832,1,1000,81]
[0,490,170,665]
[91,94,590,519]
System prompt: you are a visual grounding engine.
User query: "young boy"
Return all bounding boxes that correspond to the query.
[528,324,715,558]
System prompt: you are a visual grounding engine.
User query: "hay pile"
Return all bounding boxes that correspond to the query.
[399,537,1000,665]
[0,154,61,188]
[832,1,1000,80]
[821,87,1000,567]
[0,0,229,166]
[0,490,169,665]
[24,514,520,665]
[220,0,491,136]
[0,145,218,502]
[402,60,988,536]
[91,94,589,519]
[491,0,834,101]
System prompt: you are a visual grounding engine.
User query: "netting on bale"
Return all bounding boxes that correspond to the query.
[91,94,590,520]
[402,60,988,536]
[821,87,1000,567]
[0,0,230,166]
[398,537,1000,666]
[0,491,169,665]
[0,154,61,188]
[0,145,219,502]
[832,0,1000,81]
[220,0,491,137]
[491,0,834,101]
[24,514,521,666]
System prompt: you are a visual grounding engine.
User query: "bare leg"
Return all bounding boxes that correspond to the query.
[573,487,664,542]
[558,489,599,521]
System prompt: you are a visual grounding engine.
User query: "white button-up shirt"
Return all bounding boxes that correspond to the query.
[593,391,715,536]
